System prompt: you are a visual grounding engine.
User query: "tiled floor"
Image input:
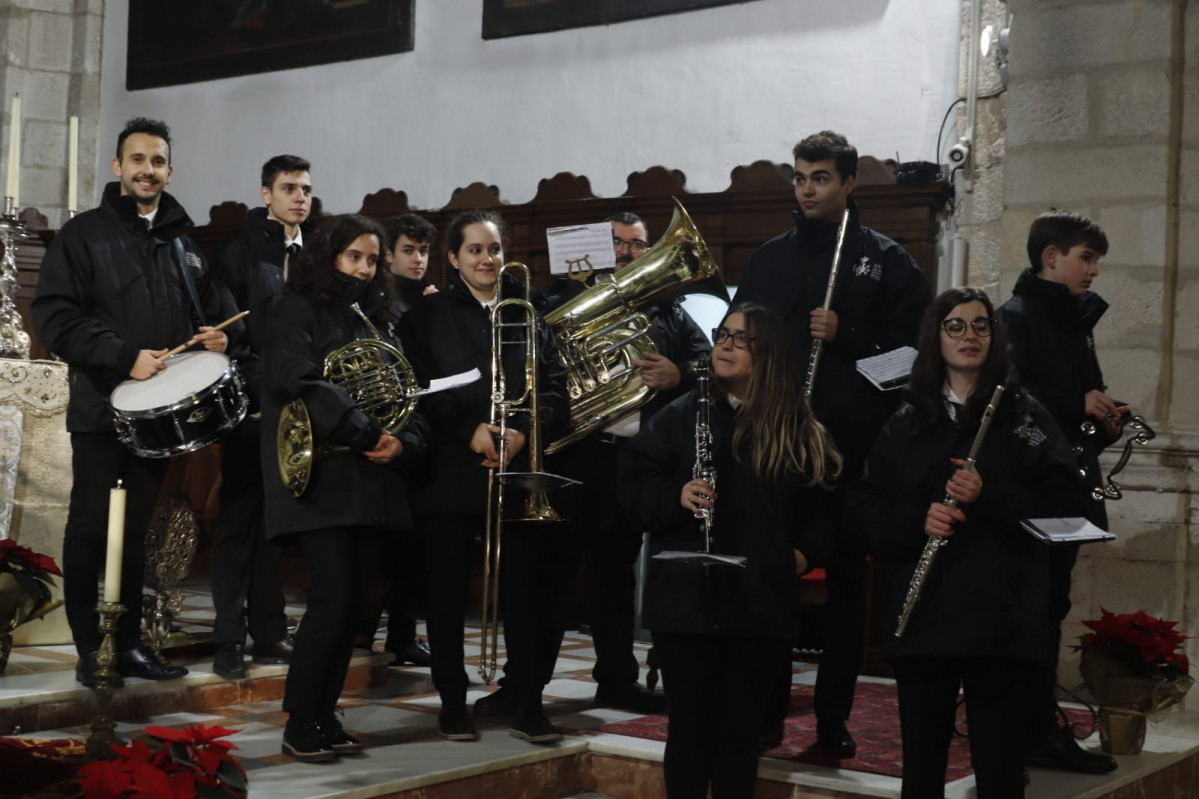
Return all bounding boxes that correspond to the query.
[5,588,1199,798]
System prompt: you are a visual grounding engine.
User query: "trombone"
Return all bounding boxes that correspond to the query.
[478,262,577,684]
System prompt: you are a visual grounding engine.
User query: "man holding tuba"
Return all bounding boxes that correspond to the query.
[528,212,709,715]
[734,131,931,756]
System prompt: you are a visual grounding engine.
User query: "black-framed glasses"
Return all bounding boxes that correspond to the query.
[613,238,649,254]
[712,328,755,349]
[940,317,996,338]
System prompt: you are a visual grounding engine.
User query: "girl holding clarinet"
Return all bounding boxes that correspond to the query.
[619,302,841,799]
[847,287,1088,798]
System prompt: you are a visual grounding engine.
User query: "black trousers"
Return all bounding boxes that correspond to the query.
[500,519,582,711]
[283,526,381,722]
[654,632,789,799]
[1025,543,1080,740]
[209,431,287,647]
[892,656,1032,799]
[357,526,425,648]
[420,513,478,708]
[551,436,642,688]
[813,535,868,724]
[64,432,169,654]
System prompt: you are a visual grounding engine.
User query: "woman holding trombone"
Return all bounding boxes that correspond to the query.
[398,210,570,744]
[618,302,840,799]
[847,287,1087,798]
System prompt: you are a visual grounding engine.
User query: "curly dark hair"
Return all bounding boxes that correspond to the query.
[287,214,392,317]
[384,213,437,250]
[792,130,858,181]
[116,117,172,162]
[906,287,1010,429]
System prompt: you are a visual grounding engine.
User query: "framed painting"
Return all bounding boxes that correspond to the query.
[127,0,415,90]
[482,0,764,39]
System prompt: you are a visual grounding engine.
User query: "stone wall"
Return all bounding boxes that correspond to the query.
[963,0,1197,709]
[0,0,104,226]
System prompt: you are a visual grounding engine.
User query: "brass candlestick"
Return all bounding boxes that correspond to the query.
[84,601,126,762]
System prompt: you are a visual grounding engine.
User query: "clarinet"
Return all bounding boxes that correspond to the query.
[692,360,716,552]
[803,207,851,399]
[894,384,1005,638]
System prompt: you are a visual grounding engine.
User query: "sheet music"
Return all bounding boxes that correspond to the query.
[1021,517,1116,545]
[653,550,747,567]
[546,222,616,277]
[856,346,918,391]
[412,368,481,396]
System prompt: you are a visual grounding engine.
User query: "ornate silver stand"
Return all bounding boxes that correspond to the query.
[0,196,31,360]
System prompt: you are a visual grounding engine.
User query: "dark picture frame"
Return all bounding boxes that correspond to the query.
[127,0,415,91]
[482,0,764,39]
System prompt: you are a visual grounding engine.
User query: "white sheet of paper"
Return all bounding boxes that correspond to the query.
[546,222,616,277]
[412,368,482,396]
[856,346,918,391]
[1021,517,1116,545]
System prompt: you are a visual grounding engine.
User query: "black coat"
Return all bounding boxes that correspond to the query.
[397,271,570,517]
[734,200,931,475]
[847,387,1087,664]
[389,274,432,324]
[33,182,239,433]
[259,276,428,540]
[212,207,314,411]
[618,390,837,640]
[997,270,1111,525]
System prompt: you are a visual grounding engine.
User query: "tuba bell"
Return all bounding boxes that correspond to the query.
[277,302,420,497]
[543,197,728,454]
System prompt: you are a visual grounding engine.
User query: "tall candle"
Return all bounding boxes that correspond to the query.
[68,116,78,213]
[5,94,19,206]
[103,482,126,603]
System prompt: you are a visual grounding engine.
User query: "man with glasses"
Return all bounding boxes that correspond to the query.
[734,131,931,756]
[483,211,709,715]
[998,211,1120,776]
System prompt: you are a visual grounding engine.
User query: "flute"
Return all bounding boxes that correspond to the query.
[803,208,850,398]
[894,384,1005,638]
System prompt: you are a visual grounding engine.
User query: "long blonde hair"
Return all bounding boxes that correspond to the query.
[713,303,842,487]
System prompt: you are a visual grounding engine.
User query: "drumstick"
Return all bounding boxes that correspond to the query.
[160,311,249,359]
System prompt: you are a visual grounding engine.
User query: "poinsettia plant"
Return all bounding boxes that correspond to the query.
[77,724,248,799]
[0,538,62,581]
[1076,608,1191,680]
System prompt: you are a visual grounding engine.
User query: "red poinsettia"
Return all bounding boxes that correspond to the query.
[1077,608,1191,679]
[0,538,62,580]
[77,724,247,799]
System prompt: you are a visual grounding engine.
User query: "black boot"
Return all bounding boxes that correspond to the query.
[282,717,337,763]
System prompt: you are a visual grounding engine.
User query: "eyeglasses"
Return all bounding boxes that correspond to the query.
[712,328,755,349]
[613,238,649,255]
[940,317,996,338]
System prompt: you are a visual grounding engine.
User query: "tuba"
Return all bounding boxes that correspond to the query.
[478,262,575,684]
[277,302,420,497]
[542,198,729,454]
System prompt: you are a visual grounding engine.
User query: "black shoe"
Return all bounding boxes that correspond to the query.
[757,719,785,751]
[391,637,431,667]
[282,718,337,763]
[212,643,246,679]
[118,646,188,681]
[816,720,857,758]
[251,635,294,665]
[510,709,564,744]
[1026,728,1118,774]
[75,651,124,689]
[474,686,516,719]
[438,706,478,741]
[594,682,667,714]
[319,716,362,755]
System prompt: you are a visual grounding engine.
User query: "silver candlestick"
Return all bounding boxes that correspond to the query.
[0,196,31,359]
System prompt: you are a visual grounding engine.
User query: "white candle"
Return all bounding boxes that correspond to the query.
[5,94,19,206]
[103,482,126,603]
[68,116,78,213]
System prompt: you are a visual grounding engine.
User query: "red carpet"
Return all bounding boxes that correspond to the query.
[599,681,1093,782]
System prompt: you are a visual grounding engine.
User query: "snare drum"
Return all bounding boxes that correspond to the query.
[110,351,248,458]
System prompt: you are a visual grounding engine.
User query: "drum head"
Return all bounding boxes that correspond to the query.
[110,351,232,412]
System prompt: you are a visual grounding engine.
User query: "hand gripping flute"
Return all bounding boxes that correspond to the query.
[803,207,850,399]
[894,384,1005,638]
